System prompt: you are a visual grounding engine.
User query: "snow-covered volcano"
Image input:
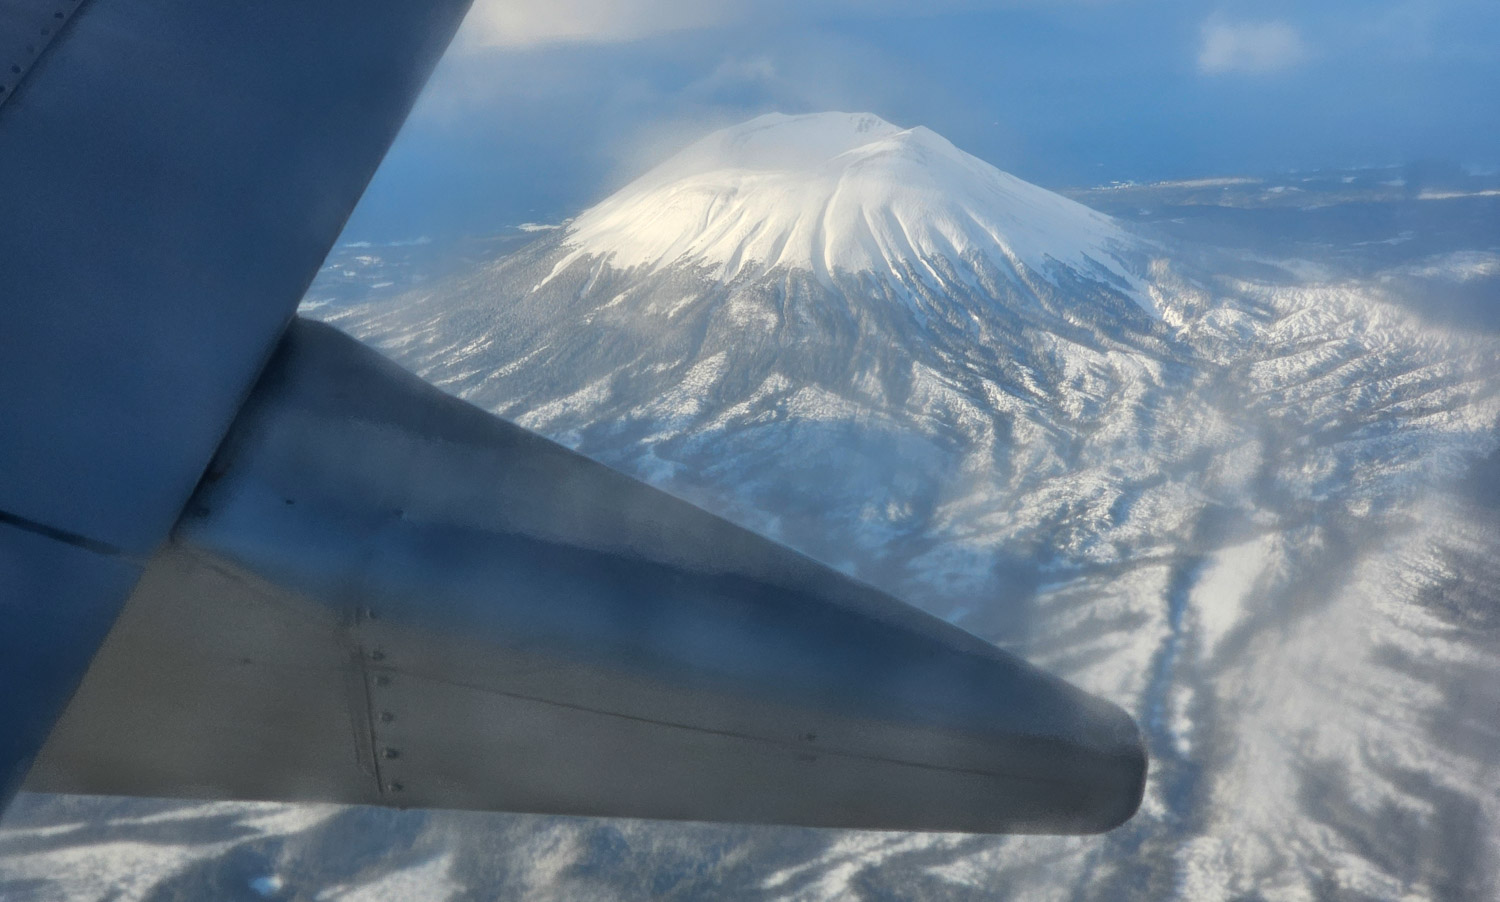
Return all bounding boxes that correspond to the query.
[556,112,1148,304]
[318,113,1177,580]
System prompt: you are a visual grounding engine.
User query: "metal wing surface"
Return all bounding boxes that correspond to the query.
[26,320,1146,833]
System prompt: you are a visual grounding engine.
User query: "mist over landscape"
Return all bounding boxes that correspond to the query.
[4,1,1499,899]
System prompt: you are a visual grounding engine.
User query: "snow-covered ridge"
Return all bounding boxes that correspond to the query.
[560,112,1144,295]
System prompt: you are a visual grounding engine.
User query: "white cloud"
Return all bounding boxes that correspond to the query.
[1197,20,1308,75]
[458,0,735,49]
[456,0,1096,50]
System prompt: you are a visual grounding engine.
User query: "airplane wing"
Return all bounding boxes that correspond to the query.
[0,0,1146,832]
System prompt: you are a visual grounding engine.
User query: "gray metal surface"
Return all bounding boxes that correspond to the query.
[27,542,379,807]
[30,320,1147,833]
[0,0,474,814]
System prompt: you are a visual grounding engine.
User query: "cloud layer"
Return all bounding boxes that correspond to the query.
[459,0,731,48]
[1200,20,1308,74]
[457,0,1069,48]
[1198,20,1307,75]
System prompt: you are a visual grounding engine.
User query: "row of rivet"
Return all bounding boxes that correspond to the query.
[364,614,404,796]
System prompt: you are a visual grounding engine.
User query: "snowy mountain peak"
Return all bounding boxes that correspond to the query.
[560,112,1146,301]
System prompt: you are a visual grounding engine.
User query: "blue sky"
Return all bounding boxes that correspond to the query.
[343,0,1500,241]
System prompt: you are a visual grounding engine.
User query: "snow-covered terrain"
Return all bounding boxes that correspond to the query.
[4,112,1498,901]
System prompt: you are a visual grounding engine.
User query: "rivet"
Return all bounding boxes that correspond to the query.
[388,781,404,793]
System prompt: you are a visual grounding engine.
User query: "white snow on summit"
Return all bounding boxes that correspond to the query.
[558,112,1147,305]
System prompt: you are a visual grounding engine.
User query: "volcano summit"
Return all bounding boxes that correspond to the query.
[553,112,1148,306]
